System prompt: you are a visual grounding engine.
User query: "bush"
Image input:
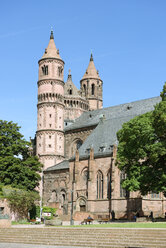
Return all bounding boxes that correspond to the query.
[42,206,56,220]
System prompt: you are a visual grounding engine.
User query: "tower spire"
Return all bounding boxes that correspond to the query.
[50,30,54,39]
[90,53,93,61]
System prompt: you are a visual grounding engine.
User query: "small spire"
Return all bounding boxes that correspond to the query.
[50,30,54,39]
[67,69,72,81]
[90,52,93,61]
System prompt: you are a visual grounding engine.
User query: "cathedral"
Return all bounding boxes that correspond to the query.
[35,31,166,221]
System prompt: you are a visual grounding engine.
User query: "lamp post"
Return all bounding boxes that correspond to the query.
[70,189,74,225]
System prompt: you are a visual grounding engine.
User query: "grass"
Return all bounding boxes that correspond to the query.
[12,220,31,225]
[67,222,166,228]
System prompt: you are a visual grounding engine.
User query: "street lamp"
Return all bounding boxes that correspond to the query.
[70,189,74,225]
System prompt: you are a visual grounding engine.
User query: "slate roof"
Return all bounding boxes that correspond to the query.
[45,160,69,172]
[45,96,161,169]
[67,96,161,160]
[65,96,161,132]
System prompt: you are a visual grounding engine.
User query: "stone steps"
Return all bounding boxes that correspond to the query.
[0,227,166,247]
[0,233,166,240]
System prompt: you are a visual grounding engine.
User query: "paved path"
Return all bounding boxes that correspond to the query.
[0,243,87,248]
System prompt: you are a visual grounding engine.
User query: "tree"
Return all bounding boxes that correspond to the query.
[2,187,40,219]
[116,83,166,196]
[0,120,42,191]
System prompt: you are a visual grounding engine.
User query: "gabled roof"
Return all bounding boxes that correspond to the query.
[41,31,62,60]
[64,70,80,97]
[65,96,161,132]
[81,53,101,81]
[45,160,69,172]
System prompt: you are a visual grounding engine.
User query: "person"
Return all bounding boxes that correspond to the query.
[87,215,93,224]
[111,210,115,221]
[133,214,137,222]
[150,211,154,222]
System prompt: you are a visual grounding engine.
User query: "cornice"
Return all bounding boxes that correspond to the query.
[36,129,64,134]
[80,78,103,83]
[37,79,64,87]
[38,57,65,65]
[37,101,64,108]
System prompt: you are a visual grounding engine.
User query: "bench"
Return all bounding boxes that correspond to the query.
[81,218,93,225]
[97,215,111,224]
[98,218,110,224]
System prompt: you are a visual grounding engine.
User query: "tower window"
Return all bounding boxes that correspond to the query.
[49,124,52,127]
[91,84,95,95]
[49,114,52,118]
[69,89,72,95]
[83,84,86,94]
[49,135,51,139]
[42,65,48,75]
[58,66,63,76]
[49,144,51,148]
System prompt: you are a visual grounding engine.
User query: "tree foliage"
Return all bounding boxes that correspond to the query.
[3,187,40,219]
[0,120,42,191]
[116,83,166,196]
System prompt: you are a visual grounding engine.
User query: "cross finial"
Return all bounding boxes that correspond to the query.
[90,51,93,61]
[50,28,54,39]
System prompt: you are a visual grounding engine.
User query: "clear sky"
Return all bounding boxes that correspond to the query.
[0,0,166,140]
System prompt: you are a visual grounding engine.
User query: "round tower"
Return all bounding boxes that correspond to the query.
[36,31,65,170]
[80,53,103,110]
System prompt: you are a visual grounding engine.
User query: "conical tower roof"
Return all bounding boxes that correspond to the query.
[81,53,101,80]
[42,31,62,60]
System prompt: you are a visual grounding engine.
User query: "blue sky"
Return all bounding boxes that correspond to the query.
[0,0,166,140]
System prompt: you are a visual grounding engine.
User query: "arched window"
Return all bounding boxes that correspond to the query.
[97,171,103,199]
[91,84,95,95]
[42,65,48,75]
[107,171,112,199]
[61,190,66,205]
[83,84,86,95]
[120,172,129,198]
[82,167,88,182]
[77,140,83,150]
[69,89,72,95]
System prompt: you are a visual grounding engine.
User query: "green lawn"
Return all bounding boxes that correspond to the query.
[69,222,166,228]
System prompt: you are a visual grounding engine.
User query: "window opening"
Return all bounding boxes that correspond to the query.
[42,65,48,75]
[91,84,95,95]
[97,171,103,199]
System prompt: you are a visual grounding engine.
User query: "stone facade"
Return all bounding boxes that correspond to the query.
[36,32,166,221]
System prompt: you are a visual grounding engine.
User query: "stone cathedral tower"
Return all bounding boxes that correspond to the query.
[36,31,65,170]
[80,53,103,110]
